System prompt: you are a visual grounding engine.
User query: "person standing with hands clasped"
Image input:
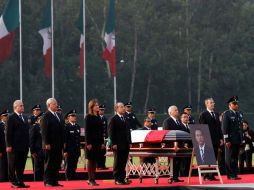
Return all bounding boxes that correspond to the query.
[85,99,105,186]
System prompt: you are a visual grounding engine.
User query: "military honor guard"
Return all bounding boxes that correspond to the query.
[124,102,142,130]
[85,99,105,186]
[147,108,158,130]
[63,109,81,180]
[41,98,65,187]
[199,98,223,181]
[6,100,30,188]
[0,109,9,182]
[109,102,132,185]
[29,112,44,181]
[97,104,108,170]
[29,104,42,126]
[183,105,195,124]
[222,96,242,180]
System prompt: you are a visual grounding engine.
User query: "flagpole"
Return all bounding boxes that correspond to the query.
[51,0,55,98]
[83,0,86,117]
[113,76,116,105]
[19,0,22,101]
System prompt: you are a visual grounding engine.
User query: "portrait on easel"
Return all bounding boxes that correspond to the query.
[189,124,216,165]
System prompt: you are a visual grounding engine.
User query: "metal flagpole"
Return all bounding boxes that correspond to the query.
[113,76,116,105]
[19,0,22,101]
[83,0,86,117]
[51,0,55,98]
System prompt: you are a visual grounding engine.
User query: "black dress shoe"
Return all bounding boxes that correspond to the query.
[115,180,125,185]
[228,176,241,180]
[124,179,131,184]
[54,183,64,187]
[209,176,217,181]
[19,182,30,188]
[44,183,54,187]
[170,178,184,182]
[87,180,99,186]
[11,182,22,188]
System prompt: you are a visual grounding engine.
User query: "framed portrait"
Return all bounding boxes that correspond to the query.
[189,124,216,165]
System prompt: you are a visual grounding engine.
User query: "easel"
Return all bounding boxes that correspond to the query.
[187,149,223,184]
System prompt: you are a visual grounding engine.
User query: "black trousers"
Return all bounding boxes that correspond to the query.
[225,144,240,178]
[239,149,252,173]
[97,148,106,168]
[172,158,181,179]
[66,153,80,180]
[217,145,226,175]
[180,157,191,177]
[7,150,28,183]
[44,149,62,184]
[113,148,129,181]
[32,150,44,181]
[0,152,8,182]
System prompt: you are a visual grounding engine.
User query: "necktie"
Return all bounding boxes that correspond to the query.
[54,112,60,122]
[176,120,180,126]
[19,114,24,122]
[120,116,124,122]
[201,148,204,162]
[211,111,215,119]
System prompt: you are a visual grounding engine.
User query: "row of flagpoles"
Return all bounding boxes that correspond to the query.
[0,0,117,116]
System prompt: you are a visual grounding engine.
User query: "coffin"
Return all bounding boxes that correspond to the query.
[129,130,192,157]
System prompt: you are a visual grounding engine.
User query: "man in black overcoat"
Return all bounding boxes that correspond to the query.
[6,100,30,188]
[41,98,65,186]
[109,102,131,185]
[0,109,8,182]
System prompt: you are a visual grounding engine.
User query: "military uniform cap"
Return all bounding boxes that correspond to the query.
[65,109,77,118]
[0,109,9,116]
[99,104,106,110]
[148,108,156,113]
[57,105,62,111]
[227,96,239,104]
[124,102,132,107]
[32,104,41,111]
[183,105,192,110]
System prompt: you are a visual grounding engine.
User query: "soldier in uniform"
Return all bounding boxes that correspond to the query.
[63,109,81,180]
[147,108,158,130]
[97,105,108,170]
[0,109,9,182]
[29,105,42,126]
[183,105,195,124]
[29,112,44,181]
[124,102,142,130]
[222,96,243,180]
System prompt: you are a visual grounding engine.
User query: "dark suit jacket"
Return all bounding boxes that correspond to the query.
[29,123,42,154]
[0,122,6,154]
[195,145,216,165]
[109,114,131,150]
[199,110,223,145]
[5,113,29,152]
[163,117,186,131]
[41,111,65,151]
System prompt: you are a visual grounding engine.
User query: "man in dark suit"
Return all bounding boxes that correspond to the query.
[0,109,8,182]
[194,128,216,165]
[29,112,44,181]
[124,102,142,130]
[97,104,108,170]
[199,97,223,180]
[163,105,184,183]
[41,98,65,186]
[6,100,30,188]
[109,102,131,185]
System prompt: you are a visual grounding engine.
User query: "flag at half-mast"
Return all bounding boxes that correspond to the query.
[77,0,84,79]
[38,0,52,78]
[0,0,19,63]
[102,0,116,77]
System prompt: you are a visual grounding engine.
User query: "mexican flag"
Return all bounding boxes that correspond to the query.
[77,0,84,79]
[38,0,52,78]
[0,0,19,63]
[131,130,169,143]
[102,0,116,77]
